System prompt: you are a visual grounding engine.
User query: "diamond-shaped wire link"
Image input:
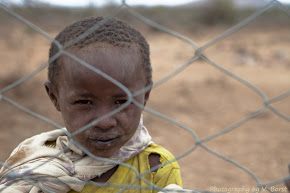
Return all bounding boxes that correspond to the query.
[0,0,289,192]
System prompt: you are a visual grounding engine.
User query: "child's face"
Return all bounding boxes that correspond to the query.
[45,45,150,158]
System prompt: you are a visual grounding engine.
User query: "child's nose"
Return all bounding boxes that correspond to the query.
[94,116,117,130]
[92,107,117,130]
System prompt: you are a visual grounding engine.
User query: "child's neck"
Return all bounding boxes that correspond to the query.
[91,165,119,183]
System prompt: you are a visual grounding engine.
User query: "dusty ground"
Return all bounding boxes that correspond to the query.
[0,9,290,192]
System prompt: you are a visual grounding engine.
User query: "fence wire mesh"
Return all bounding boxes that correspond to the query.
[0,0,289,192]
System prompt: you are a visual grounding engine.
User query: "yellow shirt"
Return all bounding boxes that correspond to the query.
[68,143,182,193]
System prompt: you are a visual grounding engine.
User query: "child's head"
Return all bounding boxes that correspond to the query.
[48,16,152,87]
[45,17,152,158]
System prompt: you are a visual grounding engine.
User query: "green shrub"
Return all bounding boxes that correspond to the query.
[200,0,237,25]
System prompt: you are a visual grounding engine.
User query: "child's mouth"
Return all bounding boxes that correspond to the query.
[88,137,119,147]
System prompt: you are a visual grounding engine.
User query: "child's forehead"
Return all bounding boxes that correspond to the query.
[60,43,145,84]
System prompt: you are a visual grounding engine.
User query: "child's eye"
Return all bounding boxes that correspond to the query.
[75,100,93,105]
[115,100,128,106]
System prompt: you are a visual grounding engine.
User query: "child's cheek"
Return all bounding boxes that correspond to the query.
[63,110,91,133]
[120,107,142,127]
[118,106,139,120]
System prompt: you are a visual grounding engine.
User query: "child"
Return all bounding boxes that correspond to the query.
[0,17,182,193]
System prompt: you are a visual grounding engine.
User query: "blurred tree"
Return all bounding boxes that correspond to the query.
[23,0,36,7]
[202,0,237,25]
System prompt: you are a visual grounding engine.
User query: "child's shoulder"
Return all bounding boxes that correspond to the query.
[141,143,180,169]
[136,143,182,188]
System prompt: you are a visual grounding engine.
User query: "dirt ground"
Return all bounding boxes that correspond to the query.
[0,10,290,192]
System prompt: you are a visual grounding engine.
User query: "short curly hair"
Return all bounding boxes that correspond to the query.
[48,16,152,86]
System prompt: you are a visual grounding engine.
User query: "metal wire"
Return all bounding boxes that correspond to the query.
[0,0,289,192]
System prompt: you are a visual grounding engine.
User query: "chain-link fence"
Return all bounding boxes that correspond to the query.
[0,0,290,192]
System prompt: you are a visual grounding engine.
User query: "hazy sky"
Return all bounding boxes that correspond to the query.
[5,0,197,7]
[6,0,290,7]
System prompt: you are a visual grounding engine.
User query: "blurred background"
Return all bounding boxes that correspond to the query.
[0,0,290,191]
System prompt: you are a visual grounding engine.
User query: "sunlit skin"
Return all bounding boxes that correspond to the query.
[45,44,150,158]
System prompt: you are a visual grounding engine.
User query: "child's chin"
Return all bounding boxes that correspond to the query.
[88,147,119,158]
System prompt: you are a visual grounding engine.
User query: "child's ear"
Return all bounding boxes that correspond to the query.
[143,89,151,107]
[44,82,61,111]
